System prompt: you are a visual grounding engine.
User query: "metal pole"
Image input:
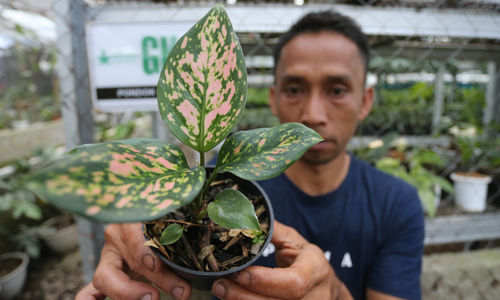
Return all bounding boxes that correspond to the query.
[484,61,500,138]
[52,0,104,283]
[432,64,445,133]
[496,62,500,132]
[484,61,496,127]
[151,112,172,142]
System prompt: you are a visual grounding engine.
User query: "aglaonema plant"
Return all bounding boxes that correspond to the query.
[26,4,322,272]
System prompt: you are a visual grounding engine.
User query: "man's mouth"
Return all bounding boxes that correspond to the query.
[309,140,333,151]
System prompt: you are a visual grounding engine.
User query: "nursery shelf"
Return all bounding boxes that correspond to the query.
[424,212,500,245]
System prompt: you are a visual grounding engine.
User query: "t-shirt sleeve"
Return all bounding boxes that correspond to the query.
[366,184,424,300]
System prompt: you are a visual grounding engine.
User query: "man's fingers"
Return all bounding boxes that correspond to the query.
[212,279,280,300]
[75,282,106,300]
[93,244,160,300]
[105,223,191,300]
[271,221,308,250]
[232,243,330,299]
[271,221,308,267]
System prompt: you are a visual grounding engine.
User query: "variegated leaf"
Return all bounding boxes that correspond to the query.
[215,123,323,180]
[157,4,247,152]
[25,138,205,223]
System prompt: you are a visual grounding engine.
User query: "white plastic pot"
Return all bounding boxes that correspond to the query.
[0,252,29,299]
[450,172,492,212]
[38,215,79,254]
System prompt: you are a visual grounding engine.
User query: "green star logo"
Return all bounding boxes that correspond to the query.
[98,50,109,64]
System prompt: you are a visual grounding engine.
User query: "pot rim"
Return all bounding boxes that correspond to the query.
[0,252,29,282]
[146,175,274,277]
[38,215,77,238]
[451,172,492,184]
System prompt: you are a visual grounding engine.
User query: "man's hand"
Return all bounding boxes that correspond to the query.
[211,221,353,300]
[75,223,191,300]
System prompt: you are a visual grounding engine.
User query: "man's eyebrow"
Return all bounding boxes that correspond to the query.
[280,75,306,83]
[325,75,352,84]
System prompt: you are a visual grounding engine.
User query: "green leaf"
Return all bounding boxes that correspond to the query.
[207,189,260,230]
[418,188,436,217]
[429,174,454,194]
[375,157,402,169]
[215,123,323,180]
[160,223,184,245]
[22,202,43,220]
[157,4,247,152]
[25,138,206,223]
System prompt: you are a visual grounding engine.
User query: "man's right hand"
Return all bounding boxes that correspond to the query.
[75,223,191,300]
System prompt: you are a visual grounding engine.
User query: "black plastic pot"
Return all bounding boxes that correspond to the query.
[144,170,274,290]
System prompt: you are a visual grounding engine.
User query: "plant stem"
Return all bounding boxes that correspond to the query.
[181,235,203,271]
[199,150,205,167]
[190,150,207,215]
[192,166,219,220]
[199,223,219,272]
[165,219,212,228]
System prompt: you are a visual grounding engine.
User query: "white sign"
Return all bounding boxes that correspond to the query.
[86,21,194,111]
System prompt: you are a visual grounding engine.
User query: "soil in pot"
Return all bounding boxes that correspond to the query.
[144,172,272,274]
[48,214,74,230]
[453,171,490,178]
[0,258,22,278]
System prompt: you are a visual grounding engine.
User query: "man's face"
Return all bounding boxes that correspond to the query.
[270,31,373,165]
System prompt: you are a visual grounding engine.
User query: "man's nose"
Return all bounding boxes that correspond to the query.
[300,91,328,126]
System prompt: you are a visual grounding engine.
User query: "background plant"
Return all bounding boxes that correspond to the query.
[0,147,64,257]
[354,133,453,217]
[449,126,500,174]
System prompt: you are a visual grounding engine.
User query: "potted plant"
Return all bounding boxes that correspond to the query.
[354,132,453,217]
[375,147,453,217]
[449,127,498,212]
[25,4,321,290]
[37,213,79,254]
[0,251,30,299]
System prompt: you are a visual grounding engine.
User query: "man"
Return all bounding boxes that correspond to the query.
[77,10,424,300]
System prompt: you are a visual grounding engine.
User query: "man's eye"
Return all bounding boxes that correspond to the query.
[328,87,346,97]
[284,86,305,98]
[285,86,303,95]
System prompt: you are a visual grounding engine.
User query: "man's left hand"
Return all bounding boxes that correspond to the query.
[211,221,353,300]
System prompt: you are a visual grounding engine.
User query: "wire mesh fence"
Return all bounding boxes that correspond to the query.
[1,0,500,296]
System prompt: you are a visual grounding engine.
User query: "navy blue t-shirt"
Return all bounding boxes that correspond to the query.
[254,155,424,300]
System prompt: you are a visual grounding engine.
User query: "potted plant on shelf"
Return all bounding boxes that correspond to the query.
[449,127,499,212]
[375,146,453,217]
[354,132,453,217]
[25,4,321,290]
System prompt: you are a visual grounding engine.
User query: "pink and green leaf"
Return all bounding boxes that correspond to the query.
[157,4,247,152]
[25,138,205,223]
[215,123,323,180]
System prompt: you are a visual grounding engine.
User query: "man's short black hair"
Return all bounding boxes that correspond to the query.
[273,10,370,76]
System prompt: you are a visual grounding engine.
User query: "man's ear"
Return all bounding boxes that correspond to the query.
[269,85,278,116]
[358,86,374,121]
